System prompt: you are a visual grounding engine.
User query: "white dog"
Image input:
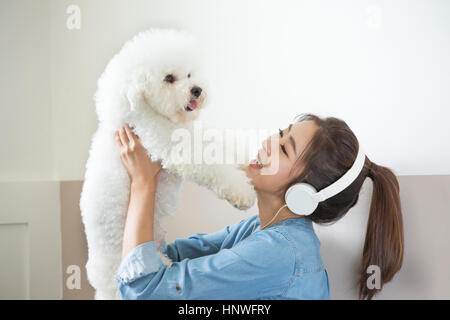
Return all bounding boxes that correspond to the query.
[79,29,256,300]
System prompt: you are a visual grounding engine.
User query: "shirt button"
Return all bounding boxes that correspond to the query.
[176,285,181,291]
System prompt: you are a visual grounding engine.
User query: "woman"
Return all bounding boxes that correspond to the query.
[114,113,404,300]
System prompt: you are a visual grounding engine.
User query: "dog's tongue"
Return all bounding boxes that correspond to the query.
[188,100,198,110]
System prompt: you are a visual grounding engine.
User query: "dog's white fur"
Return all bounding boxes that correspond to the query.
[80,29,256,300]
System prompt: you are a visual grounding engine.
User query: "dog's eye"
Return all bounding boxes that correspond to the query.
[187,73,191,78]
[164,74,175,83]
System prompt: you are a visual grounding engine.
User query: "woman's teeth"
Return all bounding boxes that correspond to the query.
[250,159,263,169]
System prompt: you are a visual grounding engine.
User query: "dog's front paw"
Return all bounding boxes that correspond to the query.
[223,179,256,210]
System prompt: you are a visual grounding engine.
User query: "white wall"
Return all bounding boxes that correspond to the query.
[0,1,62,299]
[49,0,450,180]
[0,0,53,181]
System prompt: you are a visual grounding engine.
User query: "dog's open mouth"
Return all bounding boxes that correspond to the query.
[185,99,198,112]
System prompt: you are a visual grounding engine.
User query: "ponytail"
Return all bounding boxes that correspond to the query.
[358,160,404,299]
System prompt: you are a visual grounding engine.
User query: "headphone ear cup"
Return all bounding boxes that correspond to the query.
[285,183,319,216]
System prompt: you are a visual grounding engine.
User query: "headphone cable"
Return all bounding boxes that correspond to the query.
[251,204,288,234]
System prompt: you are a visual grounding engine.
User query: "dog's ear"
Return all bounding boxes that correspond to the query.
[126,73,148,112]
[126,86,141,112]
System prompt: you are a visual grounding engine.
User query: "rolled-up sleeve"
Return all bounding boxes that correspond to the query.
[115,229,295,300]
[116,241,164,284]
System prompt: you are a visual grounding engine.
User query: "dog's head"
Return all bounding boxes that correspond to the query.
[97,29,206,125]
[139,57,207,124]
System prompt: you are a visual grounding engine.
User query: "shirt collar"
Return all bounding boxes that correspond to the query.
[256,215,313,230]
[272,217,313,228]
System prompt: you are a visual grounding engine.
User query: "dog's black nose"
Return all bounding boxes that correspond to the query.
[191,86,202,98]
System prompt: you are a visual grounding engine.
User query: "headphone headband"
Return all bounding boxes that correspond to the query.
[313,146,366,202]
[285,145,366,216]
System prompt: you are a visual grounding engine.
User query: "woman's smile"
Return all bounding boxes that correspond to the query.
[249,145,271,170]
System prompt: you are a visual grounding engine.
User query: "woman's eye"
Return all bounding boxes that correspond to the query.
[278,128,283,137]
[280,144,288,156]
[164,74,175,83]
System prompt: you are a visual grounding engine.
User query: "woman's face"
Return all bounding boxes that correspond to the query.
[245,120,319,196]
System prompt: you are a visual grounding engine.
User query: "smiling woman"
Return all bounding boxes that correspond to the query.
[246,120,319,193]
[113,111,403,300]
[114,117,329,299]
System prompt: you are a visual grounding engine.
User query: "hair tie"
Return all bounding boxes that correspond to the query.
[367,160,376,180]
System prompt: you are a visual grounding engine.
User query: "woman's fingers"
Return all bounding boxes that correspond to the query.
[118,127,130,146]
[115,131,123,147]
[115,124,139,151]
[124,124,136,144]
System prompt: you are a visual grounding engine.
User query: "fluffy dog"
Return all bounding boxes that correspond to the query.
[79,29,256,300]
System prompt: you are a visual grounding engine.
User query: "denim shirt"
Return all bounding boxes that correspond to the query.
[115,214,330,300]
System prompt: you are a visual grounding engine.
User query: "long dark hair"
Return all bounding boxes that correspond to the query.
[287,113,404,300]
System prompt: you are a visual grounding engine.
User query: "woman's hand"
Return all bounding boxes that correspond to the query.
[115,124,162,188]
[115,124,159,260]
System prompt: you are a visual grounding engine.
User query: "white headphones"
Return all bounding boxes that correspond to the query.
[285,146,366,216]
